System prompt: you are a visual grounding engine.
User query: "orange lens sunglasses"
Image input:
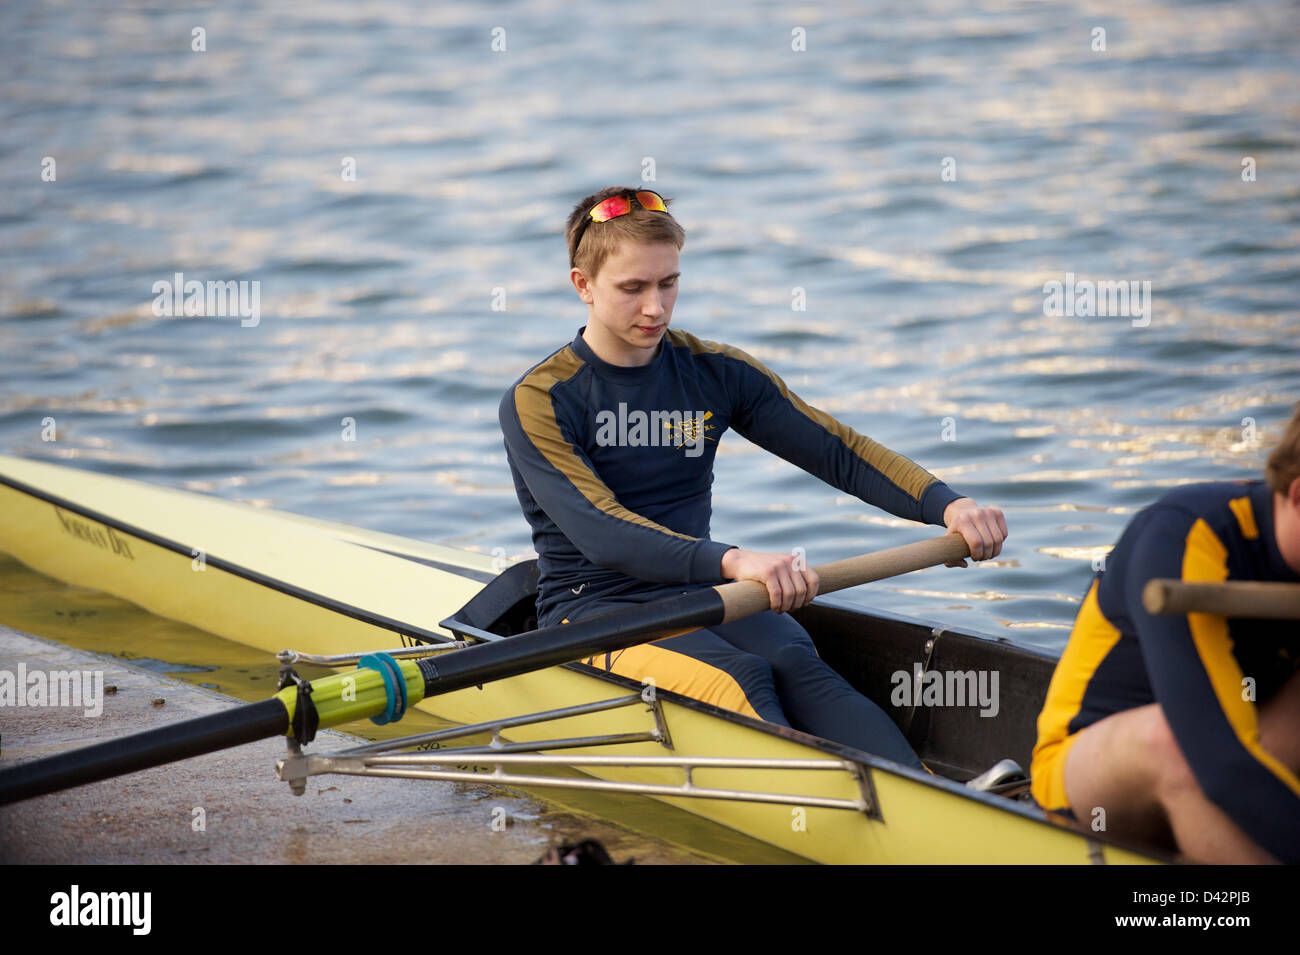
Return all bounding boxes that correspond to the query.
[588,190,667,222]
[572,190,669,264]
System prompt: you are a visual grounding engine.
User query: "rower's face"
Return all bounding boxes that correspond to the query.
[574,241,679,352]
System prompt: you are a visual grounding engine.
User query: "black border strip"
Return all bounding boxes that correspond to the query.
[350,540,494,582]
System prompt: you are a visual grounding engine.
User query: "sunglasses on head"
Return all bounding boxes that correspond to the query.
[588,190,667,222]
[571,190,669,264]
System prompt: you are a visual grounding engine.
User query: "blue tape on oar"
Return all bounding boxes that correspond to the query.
[358,652,407,725]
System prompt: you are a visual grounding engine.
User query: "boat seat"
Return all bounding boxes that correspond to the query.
[440,559,540,639]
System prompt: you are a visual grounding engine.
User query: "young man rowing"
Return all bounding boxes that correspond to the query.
[499,186,1007,768]
[1031,405,1300,862]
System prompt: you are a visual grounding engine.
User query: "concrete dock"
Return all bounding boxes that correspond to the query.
[0,626,713,864]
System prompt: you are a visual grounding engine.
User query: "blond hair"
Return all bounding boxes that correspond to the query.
[565,186,685,280]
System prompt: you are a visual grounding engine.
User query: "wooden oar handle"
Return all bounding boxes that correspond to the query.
[1142,579,1300,619]
[716,534,971,622]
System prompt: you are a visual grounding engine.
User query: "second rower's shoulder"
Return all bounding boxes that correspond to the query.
[1128,480,1264,544]
[1151,480,1262,522]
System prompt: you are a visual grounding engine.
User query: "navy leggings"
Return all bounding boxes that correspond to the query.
[567,598,925,770]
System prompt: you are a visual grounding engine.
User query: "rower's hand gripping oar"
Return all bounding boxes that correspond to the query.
[0,534,970,806]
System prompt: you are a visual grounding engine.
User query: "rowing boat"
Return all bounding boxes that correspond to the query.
[0,454,1164,864]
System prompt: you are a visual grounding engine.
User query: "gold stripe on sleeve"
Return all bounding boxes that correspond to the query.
[513,347,697,542]
[1227,496,1259,540]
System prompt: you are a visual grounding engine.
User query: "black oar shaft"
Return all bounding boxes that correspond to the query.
[0,535,969,806]
[417,588,724,695]
[0,698,288,806]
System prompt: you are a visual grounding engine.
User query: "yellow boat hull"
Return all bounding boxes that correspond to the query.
[0,454,1161,864]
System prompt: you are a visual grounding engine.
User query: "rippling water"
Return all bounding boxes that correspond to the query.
[2,0,1298,649]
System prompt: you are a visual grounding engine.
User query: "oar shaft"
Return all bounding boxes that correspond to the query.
[0,698,288,806]
[717,534,970,621]
[0,664,420,807]
[0,534,970,805]
[1142,579,1300,619]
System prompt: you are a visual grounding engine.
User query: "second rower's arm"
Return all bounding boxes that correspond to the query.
[1124,506,1300,863]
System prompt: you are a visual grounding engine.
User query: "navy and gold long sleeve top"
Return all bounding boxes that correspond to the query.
[1034,480,1300,861]
[499,326,962,628]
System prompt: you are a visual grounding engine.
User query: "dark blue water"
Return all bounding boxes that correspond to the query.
[2,0,1297,649]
